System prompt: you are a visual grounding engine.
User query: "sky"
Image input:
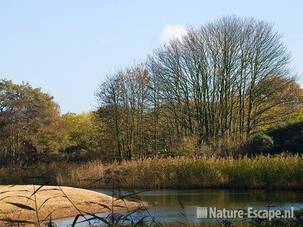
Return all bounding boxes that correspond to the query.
[0,0,302,114]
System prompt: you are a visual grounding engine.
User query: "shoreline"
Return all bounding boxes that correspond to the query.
[3,183,303,191]
[2,185,303,192]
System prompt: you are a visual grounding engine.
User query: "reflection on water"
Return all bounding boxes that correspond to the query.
[134,189,303,209]
[56,189,303,226]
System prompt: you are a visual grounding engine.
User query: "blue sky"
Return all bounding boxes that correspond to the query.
[0,0,302,113]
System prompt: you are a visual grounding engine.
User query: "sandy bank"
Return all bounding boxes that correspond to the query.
[0,185,144,226]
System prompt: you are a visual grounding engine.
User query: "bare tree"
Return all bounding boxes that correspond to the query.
[97,16,301,159]
[148,16,297,152]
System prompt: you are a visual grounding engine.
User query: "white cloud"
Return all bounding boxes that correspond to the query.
[160,25,187,45]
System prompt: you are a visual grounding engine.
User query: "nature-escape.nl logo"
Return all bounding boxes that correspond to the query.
[196,207,295,221]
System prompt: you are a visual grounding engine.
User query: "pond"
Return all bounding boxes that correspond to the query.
[55,189,303,226]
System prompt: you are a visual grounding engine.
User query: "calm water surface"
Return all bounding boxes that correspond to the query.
[56,189,303,226]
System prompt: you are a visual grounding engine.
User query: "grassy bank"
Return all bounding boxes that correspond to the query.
[1,154,303,190]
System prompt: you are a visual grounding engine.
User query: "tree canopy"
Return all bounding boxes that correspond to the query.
[1,16,303,164]
[0,79,63,164]
[96,16,303,159]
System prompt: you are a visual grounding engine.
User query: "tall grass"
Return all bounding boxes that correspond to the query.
[64,154,303,189]
[1,154,303,190]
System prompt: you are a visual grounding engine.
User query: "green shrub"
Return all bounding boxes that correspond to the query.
[267,121,303,154]
[244,133,274,155]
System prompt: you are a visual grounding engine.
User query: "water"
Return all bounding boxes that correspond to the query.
[55,189,303,226]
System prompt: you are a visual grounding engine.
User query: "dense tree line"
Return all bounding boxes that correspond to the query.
[96,16,303,160]
[0,80,64,164]
[1,16,303,165]
[0,80,101,164]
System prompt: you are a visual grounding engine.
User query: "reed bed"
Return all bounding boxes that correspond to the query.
[1,154,303,190]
